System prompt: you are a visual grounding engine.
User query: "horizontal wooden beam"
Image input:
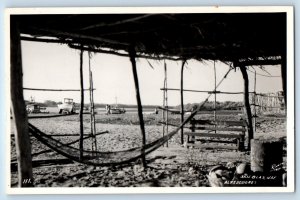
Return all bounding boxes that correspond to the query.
[80,14,154,30]
[69,44,182,61]
[186,143,238,150]
[190,126,246,132]
[20,36,73,44]
[184,132,244,138]
[30,27,129,46]
[27,114,77,119]
[157,106,182,114]
[160,88,245,94]
[239,59,282,66]
[191,119,246,126]
[23,87,95,92]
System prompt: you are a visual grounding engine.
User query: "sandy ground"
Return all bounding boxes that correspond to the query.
[10,112,287,187]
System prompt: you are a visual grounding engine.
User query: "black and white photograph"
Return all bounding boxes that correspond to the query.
[7,7,294,193]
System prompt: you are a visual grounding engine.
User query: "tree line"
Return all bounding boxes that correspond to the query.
[26,100,243,111]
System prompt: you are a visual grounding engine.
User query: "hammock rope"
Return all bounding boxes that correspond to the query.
[27,67,233,166]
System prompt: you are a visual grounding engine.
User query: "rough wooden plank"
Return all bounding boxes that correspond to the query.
[192,126,246,132]
[240,65,254,150]
[23,87,95,91]
[10,17,33,187]
[191,119,246,126]
[180,60,186,145]
[129,46,147,168]
[184,132,244,139]
[160,88,243,94]
[186,143,238,150]
[79,48,84,161]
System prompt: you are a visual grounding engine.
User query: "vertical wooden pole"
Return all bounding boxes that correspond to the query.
[240,66,254,150]
[162,65,166,147]
[10,17,33,187]
[91,72,97,151]
[253,71,257,131]
[281,53,287,111]
[129,46,147,168]
[79,49,84,160]
[213,61,217,133]
[164,61,169,147]
[88,52,94,152]
[180,60,186,145]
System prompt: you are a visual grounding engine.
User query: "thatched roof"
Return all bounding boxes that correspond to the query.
[12,13,286,64]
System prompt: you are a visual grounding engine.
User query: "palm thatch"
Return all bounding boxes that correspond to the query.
[13,13,286,64]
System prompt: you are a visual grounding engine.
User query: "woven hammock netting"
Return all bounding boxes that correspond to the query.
[28,121,180,166]
[27,68,232,166]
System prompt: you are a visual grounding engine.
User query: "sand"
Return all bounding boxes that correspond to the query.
[10,112,286,187]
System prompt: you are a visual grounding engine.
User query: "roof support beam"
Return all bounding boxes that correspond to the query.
[180,60,187,145]
[68,44,182,61]
[11,18,33,187]
[129,46,147,168]
[79,48,84,161]
[239,65,254,151]
[29,27,129,46]
[239,59,282,66]
[80,14,154,30]
[281,54,287,110]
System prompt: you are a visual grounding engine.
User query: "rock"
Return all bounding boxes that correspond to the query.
[207,165,233,187]
[207,172,224,187]
[236,163,247,174]
[188,167,195,175]
[282,173,287,186]
[133,165,144,175]
[194,180,201,187]
[226,162,236,169]
[116,171,126,177]
[86,166,95,173]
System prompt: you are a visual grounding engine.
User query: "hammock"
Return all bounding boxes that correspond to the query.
[28,94,207,166]
[28,68,232,166]
[28,122,180,166]
[28,95,209,166]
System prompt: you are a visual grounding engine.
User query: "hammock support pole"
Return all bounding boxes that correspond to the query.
[240,65,254,150]
[129,46,147,168]
[10,17,33,187]
[253,70,257,131]
[162,61,169,147]
[281,51,287,110]
[180,60,186,145]
[88,52,97,152]
[79,48,84,160]
[213,61,217,134]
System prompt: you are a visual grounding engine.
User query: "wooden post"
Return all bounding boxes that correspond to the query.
[91,72,97,151]
[281,53,287,111]
[129,46,147,168]
[180,60,186,145]
[163,61,169,147]
[10,17,33,187]
[79,49,84,160]
[213,61,217,134]
[240,66,254,150]
[253,71,257,131]
[250,139,283,172]
[162,67,166,146]
[88,52,94,152]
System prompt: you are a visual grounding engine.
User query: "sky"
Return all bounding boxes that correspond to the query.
[21,41,283,106]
